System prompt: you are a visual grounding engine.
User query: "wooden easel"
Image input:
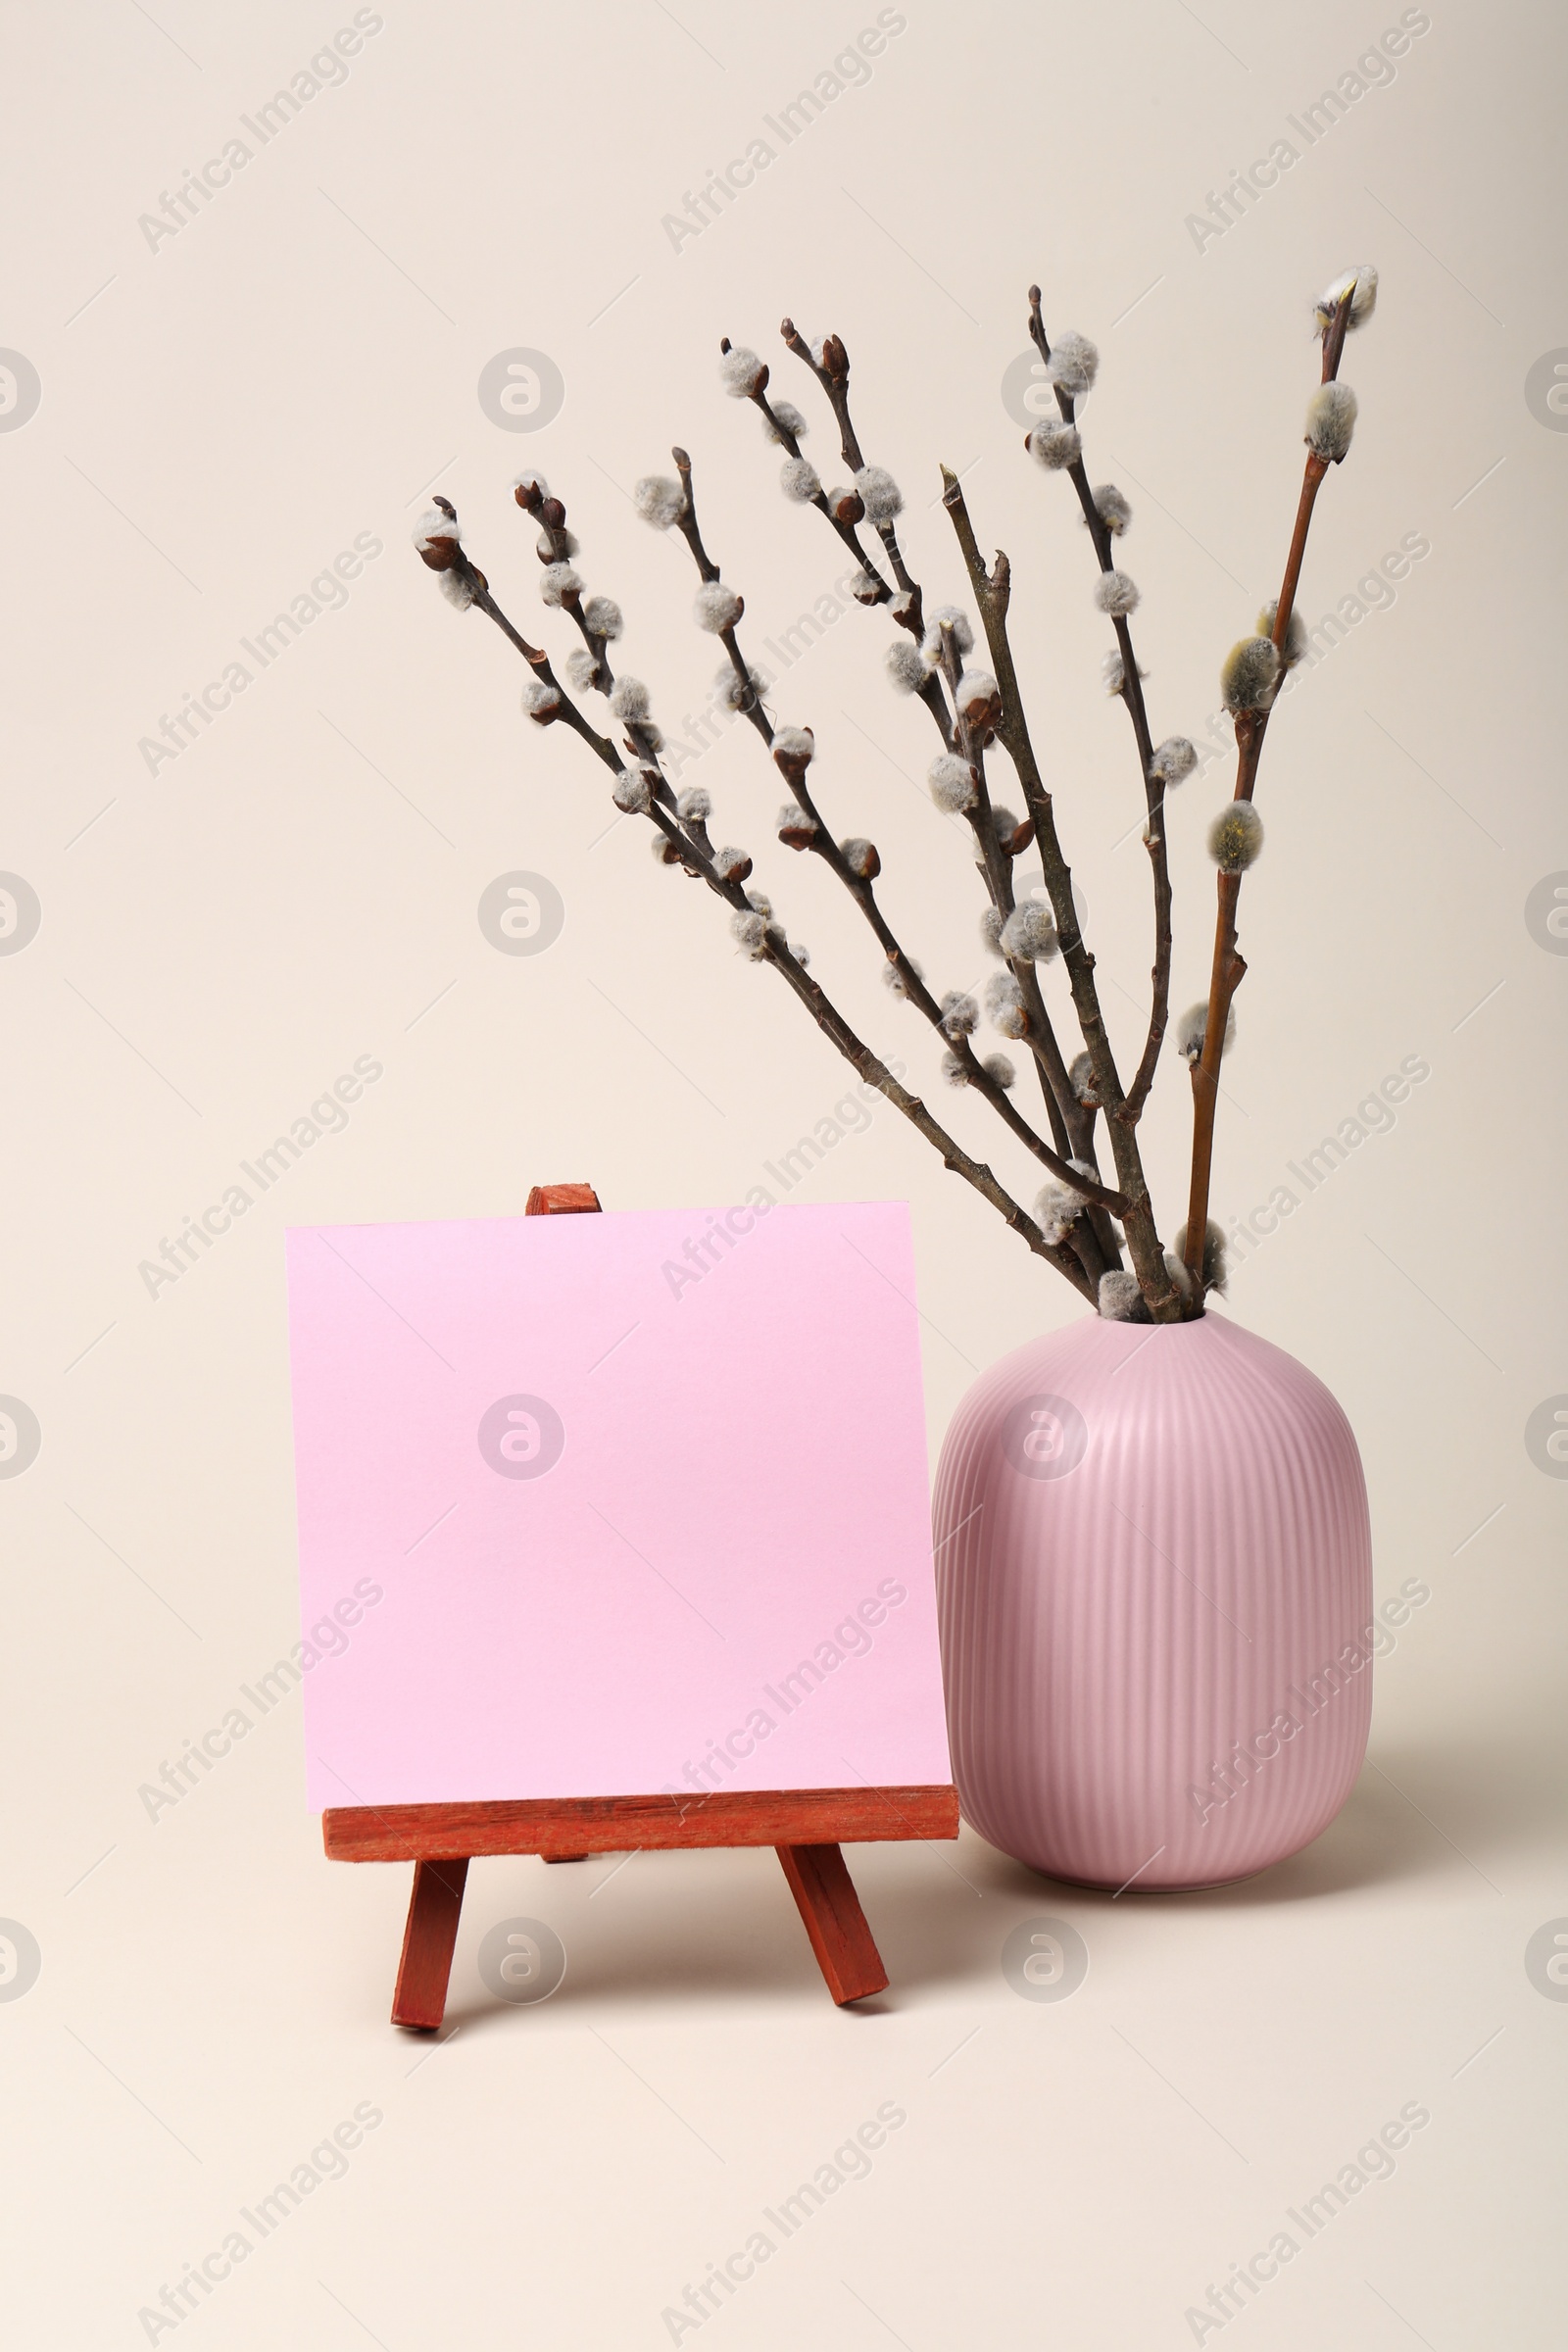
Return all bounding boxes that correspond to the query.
[321,1183,959,2028]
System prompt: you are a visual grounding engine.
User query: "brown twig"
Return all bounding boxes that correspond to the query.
[1182,286,1356,1282]
[441,499,1097,1298]
[941,467,1177,1316]
[1025,290,1173,1126]
[661,455,1127,1247]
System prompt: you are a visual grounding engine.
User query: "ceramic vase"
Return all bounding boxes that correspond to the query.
[932,1311,1372,1890]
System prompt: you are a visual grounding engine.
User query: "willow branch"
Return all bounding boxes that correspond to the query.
[662,455,1127,1233]
[941,466,1177,1315]
[1183,288,1355,1282]
[441,503,1094,1297]
[780,318,923,612]
[1026,289,1172,1123]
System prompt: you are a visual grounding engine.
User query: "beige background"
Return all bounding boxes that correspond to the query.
[3,0,1564,2343]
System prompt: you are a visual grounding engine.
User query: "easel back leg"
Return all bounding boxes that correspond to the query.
[392,1858,469,2030]
[776,1843,890,2004]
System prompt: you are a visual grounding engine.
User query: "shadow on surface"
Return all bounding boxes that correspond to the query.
[418,1732,1539,2029]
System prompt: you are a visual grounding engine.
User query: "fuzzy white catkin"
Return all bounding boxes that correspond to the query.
[512,469,549,502]
[582,595,622,640]
[1208,802,1264,872]
[840,837,878,878]
[1035,1174,1093,1247]
[693,581,743,633]
[1069,1050,1100,1105]
[780,457,821,502]
[1001,903,1058,961]
[1028,418,1082,470]
[719,345,764,397]
[1094,569,1139,618]
[677,788,711,823]
[982,1053,1016,1090]
[763,401,808,443]
[1098,1271,1144,1321]
[1175,1217,1229,1296]
[1256,600,1308,666]
[980,906,1004,956]
[927,755,976,812]
[731,909,767,956]
[790,942,810,968]
[438,569,475,610]
[882,956,922,1001]
[715,662,766,712]
[1305,381,1357,462]
[538,527,578,560]
[713,845,750,880]
[414,508,460,553]
[855,466,904,523]
[745,887,772,917]
[849,568,880,603]
[1175,1001,1236,1062]
[564,648,598,689]
[1315,266,1378,335]
[1091,484,1132,535]
[633,474,687,528]
[940,990,979,1039]
[921,604,974,662]
[771,725,814,763]
[1221,635,1281,713]
[608,675,651,722]
[990,806,1022,849]
[776,802,816,840]
[940,1050,969,1089]
[1046,330,1099,397]
[1102,648,1126,695]
[612,768,652,812]
[538,562,582,607]
[1150,736,1198,786]
[984,971,1026,1039]
[887,641,932,696]
[521,678,560,716]
[956,668,1000,714]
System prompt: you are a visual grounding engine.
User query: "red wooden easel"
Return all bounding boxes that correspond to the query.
[320,1183,959,2028]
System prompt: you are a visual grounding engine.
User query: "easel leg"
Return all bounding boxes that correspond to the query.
[391,1858,469,2030]
[776,1843,889,2005]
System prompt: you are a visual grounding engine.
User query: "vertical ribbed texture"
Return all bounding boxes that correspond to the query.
[933,1314,1372,1889]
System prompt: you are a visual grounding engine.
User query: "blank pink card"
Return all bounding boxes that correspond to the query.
[284,1200,952,1809]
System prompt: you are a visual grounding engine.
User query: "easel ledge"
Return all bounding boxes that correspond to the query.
[318,1185,959,2028]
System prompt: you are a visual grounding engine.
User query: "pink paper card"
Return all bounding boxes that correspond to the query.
[284,1200,951,1808]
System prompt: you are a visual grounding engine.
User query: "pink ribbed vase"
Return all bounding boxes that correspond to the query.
[933,1312,1372,1890]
